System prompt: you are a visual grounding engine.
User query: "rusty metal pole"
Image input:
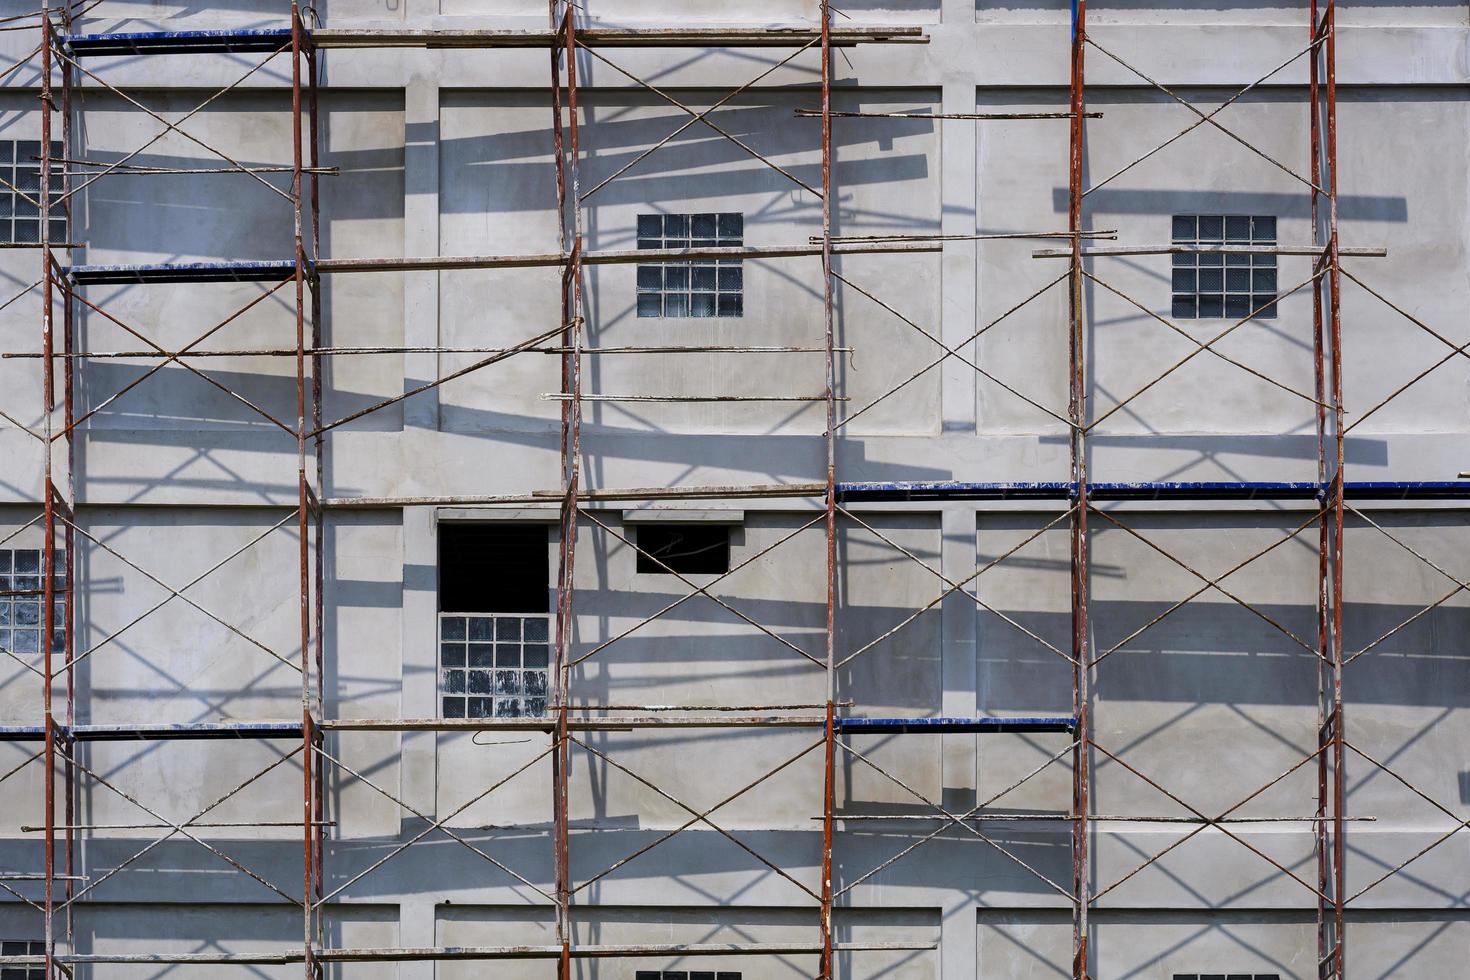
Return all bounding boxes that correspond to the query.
[1066,2,1091,977]
[290,6,316,977]
[56,0,77,947]
[1322,1,1347,974]
[818,2,837,979]
[39,3,57,975]
[306,33,325,956]
[1307,0,1334,973]
[548,5,586,977]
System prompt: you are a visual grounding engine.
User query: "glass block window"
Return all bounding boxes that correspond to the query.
[1171,215,1277,320]
[637,212,743,318]
[0,142,66,246]
[0,940,44,980]
[638,971,742,980]
[439,613,550,719]
[0,549,64,664]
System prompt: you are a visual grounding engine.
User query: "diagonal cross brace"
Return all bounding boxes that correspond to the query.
[580,509,825,669]
[57,512,301,676]
[1088,505,1329,668]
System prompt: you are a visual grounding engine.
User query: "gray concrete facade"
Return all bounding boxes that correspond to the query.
[1,0,1468,977]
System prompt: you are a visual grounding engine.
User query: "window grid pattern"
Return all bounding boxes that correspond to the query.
[1171,214,1277,320]
[1172,974,1281,980]
[0,550,64,662]
[637,213,743,318]
[439,613,550,718]
[1,142,65,246]
[0,940,44,980]
[637,971,742,980]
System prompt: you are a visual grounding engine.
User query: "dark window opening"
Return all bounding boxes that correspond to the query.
[639,971,741,980]
[1173,974,1281,980]
[635,524,730,575]
[637,212,743,318]
[0,940,45,980]
[1171,214,1277,320]
[1,141,66,246]
[438,523,550,719]
[439,523,548,614]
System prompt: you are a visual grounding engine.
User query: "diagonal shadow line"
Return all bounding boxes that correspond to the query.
[573,735,825,894]
[1088,505,1328,668]
[1343,739,1470,904]
[570,513,825,668]
[579,509,824,669]
[838,506,1080,669]
[0,45,48,210]
[0,748,48,912]
[308,320,570,438]
[577,45,823,200]
[0,280,45,441]
[314,742,555,902]
[49,42,290,208]
[59,744,301,906]
[316,742,556,906]
[837,506,1075,666]
[56,45,298,205]
[835,270,1074,432]
[580,37,821,202]
[568,732,822,901]
[64,286,297,436]
[57,511,301,676]
[1087,506,1327,668]
[58,745,301,909]
[56,280,292,440]
[1084,35,1325,197]
[836,739,1076,901]
[1085,271,1328,409]
[1340,268,1470,434]
[1342,505,1470,664]
[1087,271,1326,432]
[1092,743,1326,901]
[1090,740,1328,901]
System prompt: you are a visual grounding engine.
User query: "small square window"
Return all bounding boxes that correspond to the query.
[0,550,65,665]
[0,940,44,980]
[635,524,731,575]
[1170,214,1277,320]
[637,211,743,318]
[0,142,66,246]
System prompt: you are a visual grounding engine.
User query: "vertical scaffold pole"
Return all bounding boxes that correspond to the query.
[1317,0,1340,975]
[56,0,77,945]
[290,5,316,977]
[1067,2,1092,977]
[39,3,58,975]
[549,4,585,977]
[306,25,325,957]
[1319,0,1347,974]
[818,1,837,978]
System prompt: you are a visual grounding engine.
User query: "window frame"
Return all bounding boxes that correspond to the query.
[0,141,66,246]
[636,212,744,318]
[438,611,551,720]
[0,548,65,663]
[1170,214,1277,320]
[0,939,46,980]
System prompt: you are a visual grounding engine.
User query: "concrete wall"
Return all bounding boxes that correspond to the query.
[0,0,1467,977]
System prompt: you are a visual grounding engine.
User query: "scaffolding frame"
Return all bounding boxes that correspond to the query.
[2,0,1468,977]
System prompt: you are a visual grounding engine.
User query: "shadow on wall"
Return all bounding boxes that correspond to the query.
[1052,187,1410,224]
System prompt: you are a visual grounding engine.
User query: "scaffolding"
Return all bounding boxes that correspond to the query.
[3,0,1470,977]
